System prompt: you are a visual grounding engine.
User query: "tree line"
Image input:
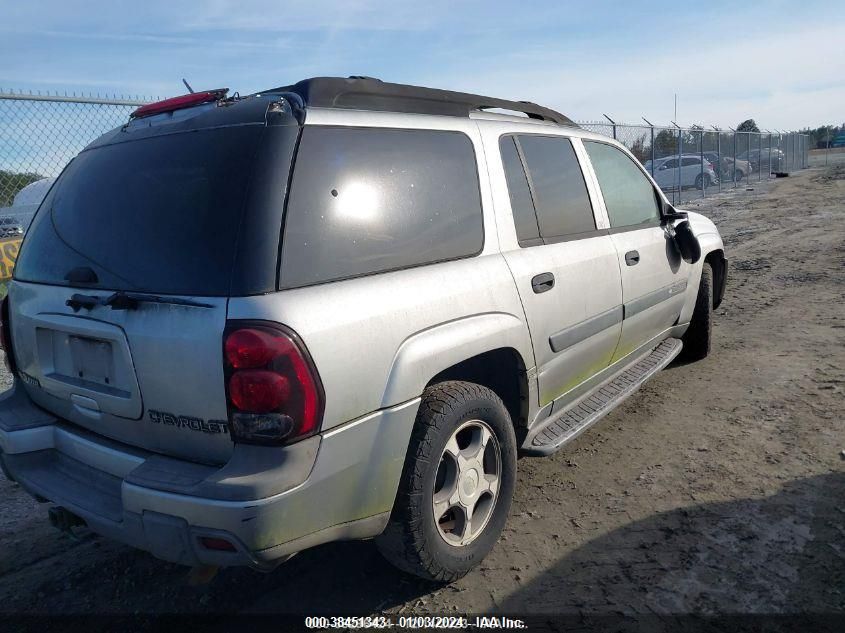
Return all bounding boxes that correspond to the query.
[0,170,45,207]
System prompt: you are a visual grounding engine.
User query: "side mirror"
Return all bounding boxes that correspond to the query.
[658,164,668,171]
[662,202,687,223]
[672,220,701,264]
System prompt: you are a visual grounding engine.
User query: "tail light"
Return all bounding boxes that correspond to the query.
[0,295,16,372]
[223,322,323,446]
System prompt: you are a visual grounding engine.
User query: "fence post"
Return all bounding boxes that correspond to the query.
[643,117,655,177]
[747,133,752,184]
[757,132,762,182]
[674,123,682,203]
[699,129,705,198]
[768,131,772,177]
[729,128,737,188]
[804,134,807,169]
[603,113,617,140]
[712,126,722,193]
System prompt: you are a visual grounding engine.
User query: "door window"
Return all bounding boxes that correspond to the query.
[499,136,541,244]
[500,135,595,243]
[584,141,661,228]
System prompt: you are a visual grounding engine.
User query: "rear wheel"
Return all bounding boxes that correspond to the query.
[376,381,517,582]
[681,263,713,361]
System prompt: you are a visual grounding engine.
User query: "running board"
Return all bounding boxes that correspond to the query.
[522,338,683,456]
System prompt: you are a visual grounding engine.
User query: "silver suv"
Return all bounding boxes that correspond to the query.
[0,77,727,582]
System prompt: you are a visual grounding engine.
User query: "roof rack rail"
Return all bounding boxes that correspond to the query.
[265,76,577,127]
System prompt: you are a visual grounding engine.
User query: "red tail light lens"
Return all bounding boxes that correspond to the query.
[229,370,290,412]
[226,328,290,369]
[223,323,323,446]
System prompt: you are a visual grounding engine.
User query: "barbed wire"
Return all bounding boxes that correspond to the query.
[0,92,811,211]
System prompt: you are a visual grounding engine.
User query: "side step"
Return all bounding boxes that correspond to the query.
[522,338,683,456]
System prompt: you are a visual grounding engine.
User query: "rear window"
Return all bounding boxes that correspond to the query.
[15,126,269,296]
[279,126,483,288]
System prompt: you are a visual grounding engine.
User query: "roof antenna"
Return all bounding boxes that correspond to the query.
[182,78,195,94]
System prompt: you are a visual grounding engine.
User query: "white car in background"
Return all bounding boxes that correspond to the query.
[0,177,55,238]
[645,155,718,191]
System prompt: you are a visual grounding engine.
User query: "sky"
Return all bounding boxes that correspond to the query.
[1,0,844,130]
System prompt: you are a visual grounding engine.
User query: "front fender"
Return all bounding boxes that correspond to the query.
[380,312,533,408]
[677,211,726,322]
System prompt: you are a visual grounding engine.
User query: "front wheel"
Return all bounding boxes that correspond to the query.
[681,262,713,361]
[695,174,710,190]
[376,381,517,582]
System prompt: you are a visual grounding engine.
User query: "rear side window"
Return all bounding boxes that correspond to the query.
[280,127,483,288]
[681,157,699,167]
[499,136,540,244]
[584,141,661,228]
[514,135,595,240]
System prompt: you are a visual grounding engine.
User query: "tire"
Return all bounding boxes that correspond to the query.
[681,262,713,361]
[733,169,743,182]
[695,174,710,190]
[375,381,517,582]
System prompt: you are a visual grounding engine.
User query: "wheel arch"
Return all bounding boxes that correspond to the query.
[704,248,727,309]
[426,347,530,439]
[381,313,534,434]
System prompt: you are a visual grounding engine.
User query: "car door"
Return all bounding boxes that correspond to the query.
[680,156,700,187]
[495,133,623,408]
[582,140,690,363]
[655,158,677,189]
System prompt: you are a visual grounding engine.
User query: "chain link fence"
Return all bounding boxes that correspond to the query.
[0,91,151,234]
[579,120,810,206]
[0,90,812,226]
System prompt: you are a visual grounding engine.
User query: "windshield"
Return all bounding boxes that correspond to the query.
[15,125,271,296]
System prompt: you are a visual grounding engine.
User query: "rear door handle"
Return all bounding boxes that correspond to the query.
[531,272,555,294]
[625,250,640,266]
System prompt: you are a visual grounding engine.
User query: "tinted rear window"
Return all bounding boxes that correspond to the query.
[279,126,483,288]
[15,126,268,296]
[516,135,595,239]
[499,136,540,244]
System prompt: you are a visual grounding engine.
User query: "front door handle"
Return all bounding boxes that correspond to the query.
[531,272,555,294]
[625,250,640,266]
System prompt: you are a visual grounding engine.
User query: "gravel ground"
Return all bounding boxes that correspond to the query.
[0,166,843,621]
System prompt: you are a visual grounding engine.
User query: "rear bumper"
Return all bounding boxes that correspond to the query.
[0,383,419,569]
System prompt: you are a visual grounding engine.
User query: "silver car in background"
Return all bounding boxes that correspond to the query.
[645,154,719,191]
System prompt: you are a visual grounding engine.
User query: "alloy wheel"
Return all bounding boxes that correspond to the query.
[432,419,502,547]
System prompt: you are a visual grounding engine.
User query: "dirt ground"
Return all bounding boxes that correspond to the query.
[0,166,843,622]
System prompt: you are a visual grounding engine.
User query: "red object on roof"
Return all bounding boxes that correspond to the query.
[130,89,228,119]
